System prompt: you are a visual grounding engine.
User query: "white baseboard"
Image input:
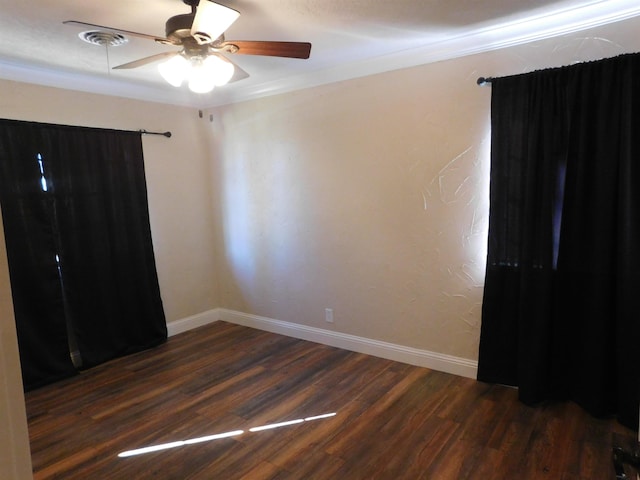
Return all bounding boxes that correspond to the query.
[166,308,220,337]
[166,308,478,379]
[218,309,478,379]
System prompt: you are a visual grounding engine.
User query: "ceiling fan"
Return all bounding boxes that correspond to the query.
[64,0,312,93]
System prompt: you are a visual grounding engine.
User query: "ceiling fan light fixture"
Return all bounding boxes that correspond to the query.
[158,52,234,93]
[158,54,189,87]
[191,1,240,45]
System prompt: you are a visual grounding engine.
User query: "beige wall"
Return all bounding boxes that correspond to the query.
[0,225,32,478]
[206,15,640,361]
[208,65,491,358]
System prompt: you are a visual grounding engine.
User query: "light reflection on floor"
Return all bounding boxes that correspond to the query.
[117,412,337,458]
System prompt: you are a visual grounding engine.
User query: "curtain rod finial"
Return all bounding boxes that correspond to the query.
[477,77,492,86]
[139,129,172,138]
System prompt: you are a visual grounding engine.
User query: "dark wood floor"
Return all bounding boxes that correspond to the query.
[25,321,636,479]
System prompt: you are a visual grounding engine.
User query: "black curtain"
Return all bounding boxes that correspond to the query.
[477,53,640,430]
[0,119,167,390]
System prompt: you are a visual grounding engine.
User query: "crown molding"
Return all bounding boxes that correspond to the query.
[205,0,640,107]
[2,0,640,108]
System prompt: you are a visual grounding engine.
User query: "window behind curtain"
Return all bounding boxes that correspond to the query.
[0,119,167,390]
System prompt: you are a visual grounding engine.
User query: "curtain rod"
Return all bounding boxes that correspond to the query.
[477,77,493,86]
[139,129,172,138]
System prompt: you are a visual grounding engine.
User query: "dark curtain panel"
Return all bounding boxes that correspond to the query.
[477,53,640,430]
[0,119,167,388]
[0,125,77,389]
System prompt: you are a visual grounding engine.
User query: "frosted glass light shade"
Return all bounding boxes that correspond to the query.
[159,52,235,93]
[158,55,189,87]
[205,55,235,86]
[191,1,240,45]
[188,58,216,93]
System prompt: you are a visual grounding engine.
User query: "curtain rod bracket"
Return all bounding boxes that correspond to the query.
[139,129,172,138]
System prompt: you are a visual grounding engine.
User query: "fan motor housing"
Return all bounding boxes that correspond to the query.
[165,13,195,42]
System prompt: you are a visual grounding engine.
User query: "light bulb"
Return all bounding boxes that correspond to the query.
[158,55,189,87]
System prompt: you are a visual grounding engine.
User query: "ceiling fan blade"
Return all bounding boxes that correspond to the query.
[191,1,240,45]
[226,58,250,83]
[113,52,179,70]
[63,20,172,44]
[220,41,311,59]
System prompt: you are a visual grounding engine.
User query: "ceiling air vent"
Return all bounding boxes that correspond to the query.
[79,31,128,47]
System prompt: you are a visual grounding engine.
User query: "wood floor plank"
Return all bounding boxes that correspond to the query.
[237,461,281,480]
[24,321,638,479]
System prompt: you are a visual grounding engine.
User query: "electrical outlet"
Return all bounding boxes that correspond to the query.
[325,308,334,323]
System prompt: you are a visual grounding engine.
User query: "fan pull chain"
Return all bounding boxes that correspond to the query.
[105,43,111,74]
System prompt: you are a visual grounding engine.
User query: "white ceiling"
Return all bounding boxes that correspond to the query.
[1,0,640,108]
